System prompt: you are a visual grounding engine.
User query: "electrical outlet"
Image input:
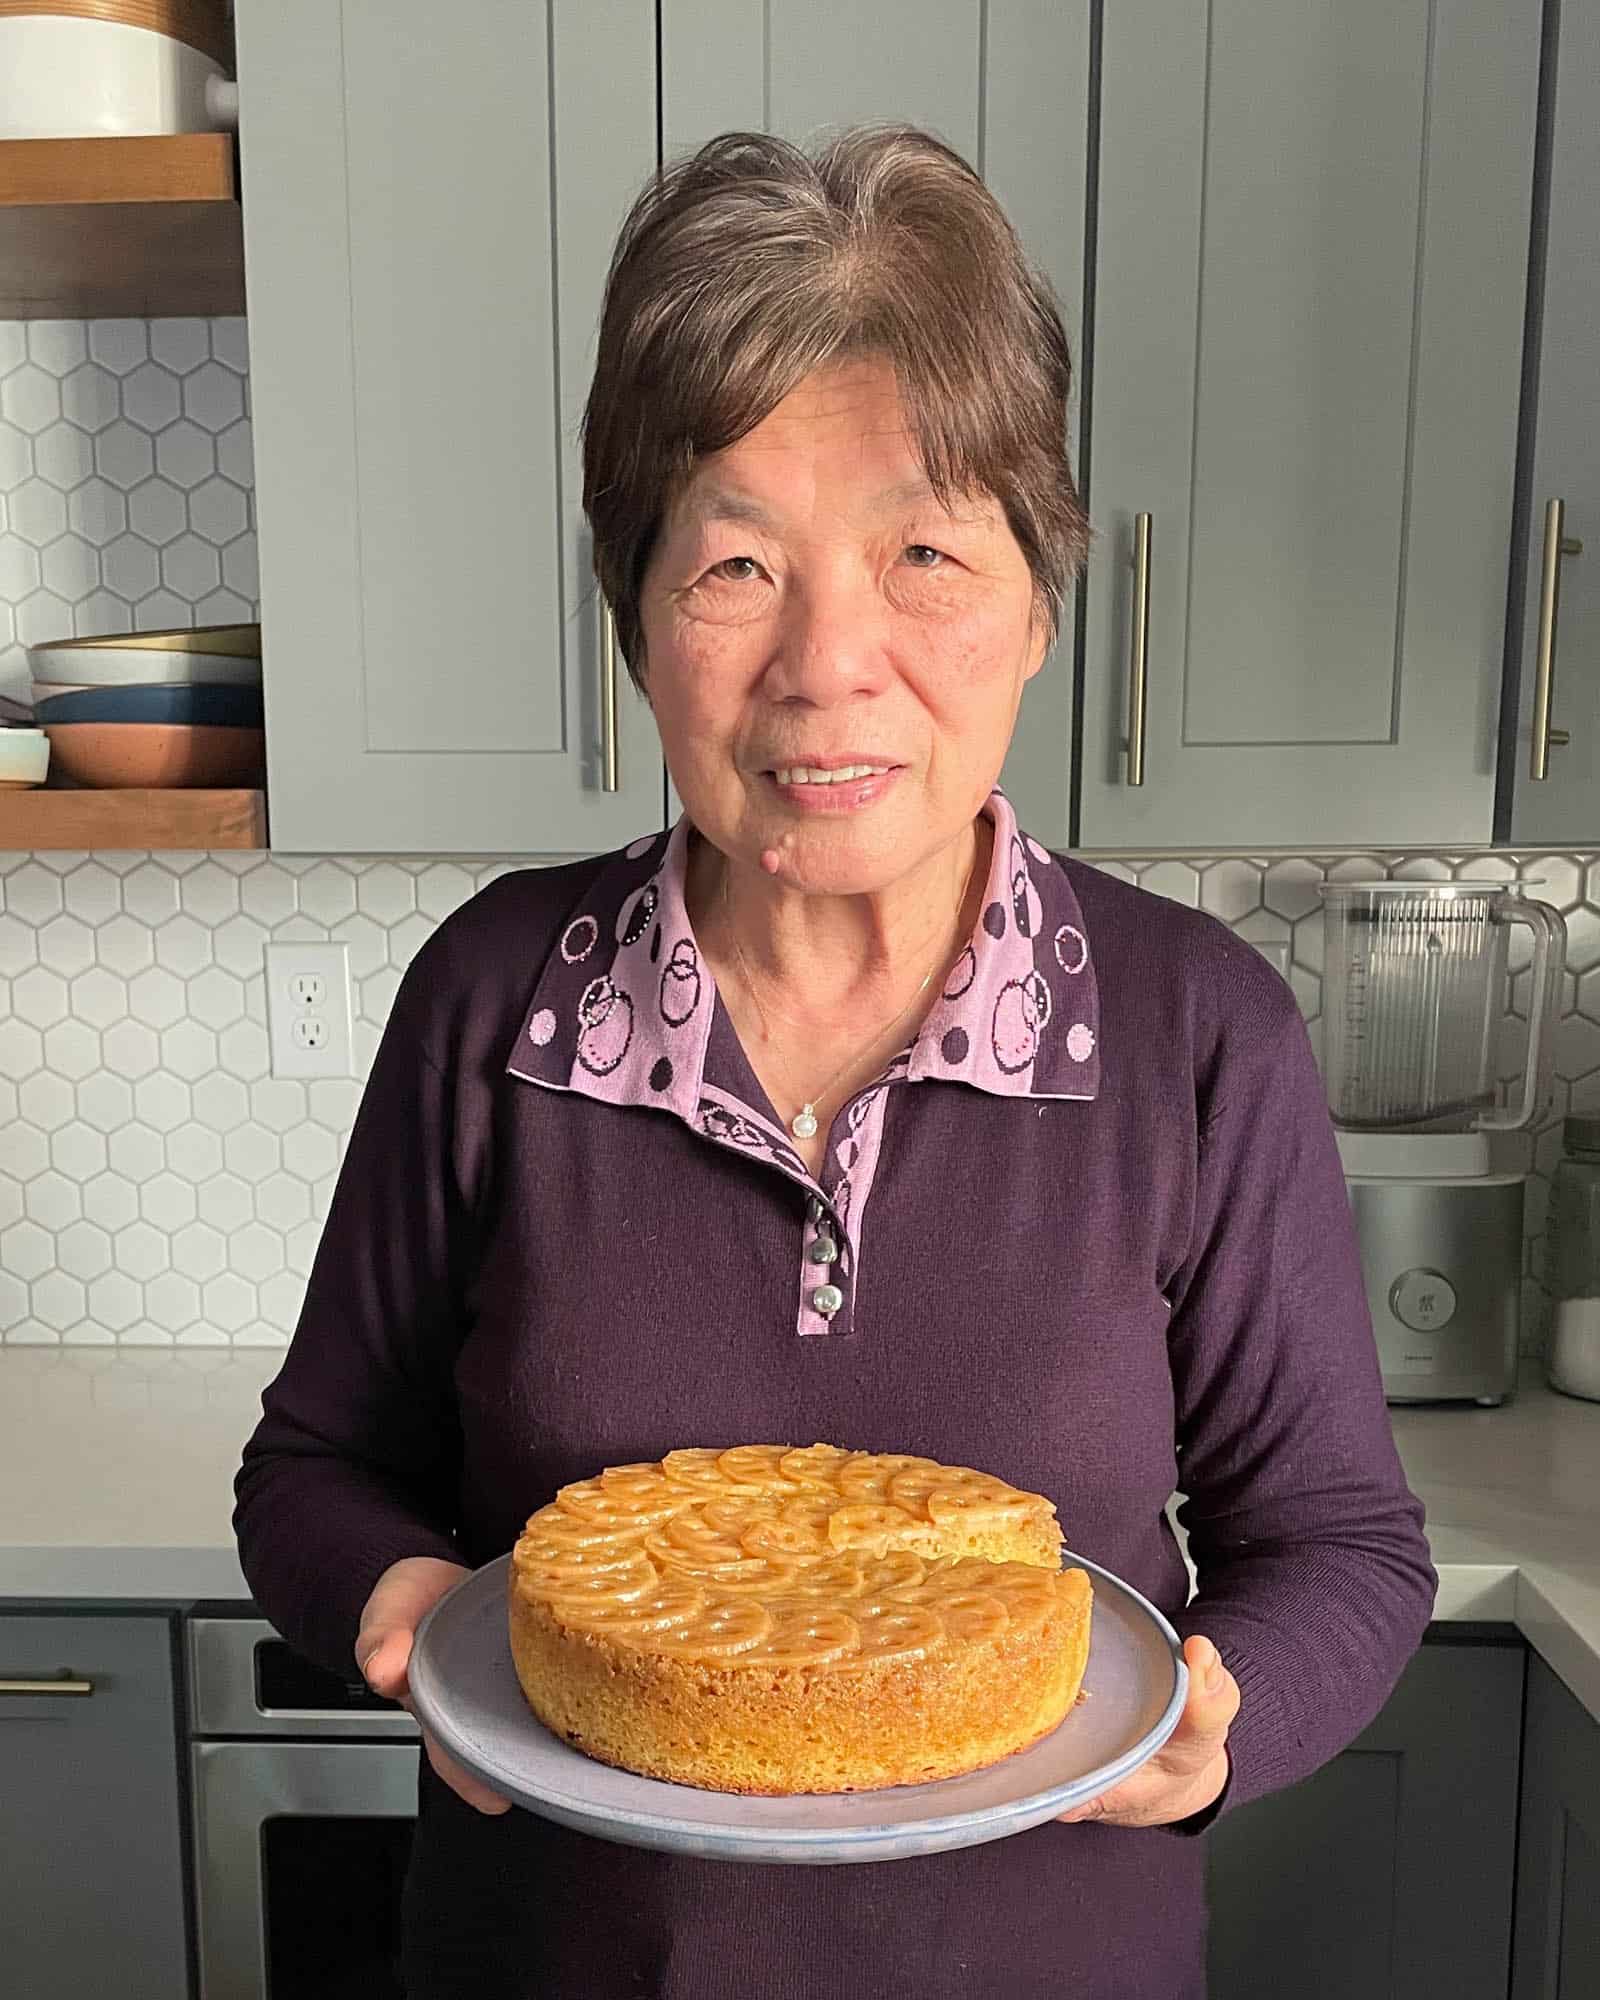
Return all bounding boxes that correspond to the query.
[264,941,353,1078]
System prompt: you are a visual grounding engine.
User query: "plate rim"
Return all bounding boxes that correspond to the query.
[410,1546,1188,1849]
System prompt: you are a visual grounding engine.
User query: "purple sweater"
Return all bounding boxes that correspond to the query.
[234,793,1435,1999]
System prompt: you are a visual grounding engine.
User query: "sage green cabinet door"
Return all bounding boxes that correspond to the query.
[1082,0,1540,849]
[661,1,1092,847]
[236,0,664,852]
[1511,0,1600,844]
[0,1613,190,2000]
[1512,1653,1600,1999]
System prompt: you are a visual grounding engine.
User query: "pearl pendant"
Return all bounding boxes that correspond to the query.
[791,1104,819,1140]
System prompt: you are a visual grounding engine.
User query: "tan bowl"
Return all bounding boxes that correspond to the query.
[43,722,264,789]
[31,622,261,659]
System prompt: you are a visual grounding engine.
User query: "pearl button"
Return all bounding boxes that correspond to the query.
[808,1235,838,1265]
[811,1283,844,1318]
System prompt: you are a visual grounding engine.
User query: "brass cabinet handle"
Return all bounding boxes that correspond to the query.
[600,599,621,794]
[1126,512,1152,786]
[0,1676,94,1695]
[1530,497,1582,780]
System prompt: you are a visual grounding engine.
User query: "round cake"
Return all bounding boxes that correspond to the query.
[508,1443,1092,1794]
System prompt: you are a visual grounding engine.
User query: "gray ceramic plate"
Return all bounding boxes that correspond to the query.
[408,1551,1187,1865]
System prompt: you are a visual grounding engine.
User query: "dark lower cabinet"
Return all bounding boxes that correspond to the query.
[1512,1653,1600,2000]
[0,1612,191,2000]
[1205,1636,1524,1999]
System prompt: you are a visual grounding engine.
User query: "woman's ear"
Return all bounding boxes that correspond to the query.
[1023,603,1052,684]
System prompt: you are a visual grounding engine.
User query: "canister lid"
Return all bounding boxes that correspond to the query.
[1562,1114,1600,1155]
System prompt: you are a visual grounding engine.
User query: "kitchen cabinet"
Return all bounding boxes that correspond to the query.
[0,1611,191,2000]
[1508,0,1599,846]
[660,0,1092,849]
[1206,1636,1524,1999]
[1080,0,1540,850]
[234,0,665,853]
[1511,1653,1600,1999]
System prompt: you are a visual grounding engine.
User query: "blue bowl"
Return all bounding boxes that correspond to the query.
[33,683,265,728]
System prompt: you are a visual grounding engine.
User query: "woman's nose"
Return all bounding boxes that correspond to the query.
[761,579,894,708]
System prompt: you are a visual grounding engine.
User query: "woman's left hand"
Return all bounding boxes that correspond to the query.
[1056,1635,1239,1828]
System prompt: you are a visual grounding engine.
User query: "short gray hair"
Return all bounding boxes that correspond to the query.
[582,124,1089,689]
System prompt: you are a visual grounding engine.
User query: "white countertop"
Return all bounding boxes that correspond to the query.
[2,1344,1597,1723]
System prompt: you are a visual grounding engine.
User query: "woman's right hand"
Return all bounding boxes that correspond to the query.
[355,1554,512,1815]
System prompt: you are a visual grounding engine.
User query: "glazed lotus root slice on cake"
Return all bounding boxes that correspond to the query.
[507,1445,1094,1795]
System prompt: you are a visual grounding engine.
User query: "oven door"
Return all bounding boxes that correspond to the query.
[191,1738,417,2000]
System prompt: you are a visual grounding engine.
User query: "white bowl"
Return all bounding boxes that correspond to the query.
[29,647,262,693]
[0,727,50,788]
[0,16,225,140]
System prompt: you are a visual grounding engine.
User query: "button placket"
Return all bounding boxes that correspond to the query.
[797,1196,849,1334]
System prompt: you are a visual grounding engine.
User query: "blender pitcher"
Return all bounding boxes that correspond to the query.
[1320,881,1565,1405]
[1319,882,1563,1137]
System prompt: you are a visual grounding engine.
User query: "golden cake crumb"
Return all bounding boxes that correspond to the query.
[508,1444,1093,1794]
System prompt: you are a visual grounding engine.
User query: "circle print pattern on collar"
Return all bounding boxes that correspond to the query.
[1054,924,1089,976]
[617,882,658,947]
[560,914,599,964]
[696,1103,805,1177]
[1009,836,1042,938]
[659,939,702,1027]
[1066,1022,1096,1063]
[577,975,634,1075]
[943,944,977,1000]
[992,975,1049,1075]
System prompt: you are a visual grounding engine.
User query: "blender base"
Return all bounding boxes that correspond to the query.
[1343,1171,1523,1405]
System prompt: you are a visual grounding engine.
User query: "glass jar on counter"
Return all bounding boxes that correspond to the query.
[1547,1114,1600,1401]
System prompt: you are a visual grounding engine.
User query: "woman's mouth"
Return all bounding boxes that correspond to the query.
[762,762,902,811]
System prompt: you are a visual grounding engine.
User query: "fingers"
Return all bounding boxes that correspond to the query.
[1056,1634,1238,1828]
[355,1590,511,1817]
[424,1730,513,1816]
[1171,1636,1240,1763]
[355,1626,413,1706]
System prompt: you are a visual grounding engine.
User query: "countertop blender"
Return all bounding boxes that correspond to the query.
[1319,881,1566,1403]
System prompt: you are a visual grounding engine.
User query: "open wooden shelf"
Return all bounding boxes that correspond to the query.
[0,786,265,850]
[0,133,243,317]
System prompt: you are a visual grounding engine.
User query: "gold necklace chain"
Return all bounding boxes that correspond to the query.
[718,860,970,1142]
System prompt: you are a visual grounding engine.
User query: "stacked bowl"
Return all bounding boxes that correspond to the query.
[28,625,264,789]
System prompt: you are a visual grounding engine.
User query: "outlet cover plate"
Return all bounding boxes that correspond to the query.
[264,940,354,1078]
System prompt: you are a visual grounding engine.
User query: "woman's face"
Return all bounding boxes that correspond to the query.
[637,357,1049,895]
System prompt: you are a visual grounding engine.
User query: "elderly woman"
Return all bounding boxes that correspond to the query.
[235,127,1435,1999]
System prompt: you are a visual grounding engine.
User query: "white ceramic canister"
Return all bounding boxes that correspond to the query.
[0,8,227,140]
[1548,1297,1600,1403]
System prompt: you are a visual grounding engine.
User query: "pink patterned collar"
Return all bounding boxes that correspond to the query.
[507,790,1100,1183]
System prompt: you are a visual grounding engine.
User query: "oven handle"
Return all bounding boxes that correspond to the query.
[189,1616,418,1738]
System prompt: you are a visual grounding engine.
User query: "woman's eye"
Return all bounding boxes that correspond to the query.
[904,544,946,569]
[708,556,761,583]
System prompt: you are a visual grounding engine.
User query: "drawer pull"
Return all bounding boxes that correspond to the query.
[0,1675,95,1696]
[1529,496,1582,780]
[1125,511,1152,786]
[600,598,621,793]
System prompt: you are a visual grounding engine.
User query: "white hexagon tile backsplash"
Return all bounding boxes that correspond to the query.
[0,317,256,702]
[2,844,1599,1351]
